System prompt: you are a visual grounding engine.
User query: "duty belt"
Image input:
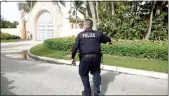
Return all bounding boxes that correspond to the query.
[83,54,98,57]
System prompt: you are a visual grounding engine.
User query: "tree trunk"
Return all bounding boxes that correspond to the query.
[70,3,72,19]
[89,1,97,30]
[96,1,99,23]
[111,1,115,16]
[86,2,89,19]
[86,9,88,19]
[86,1,92,19]
[145,1,156,40]
[75,9,78,28]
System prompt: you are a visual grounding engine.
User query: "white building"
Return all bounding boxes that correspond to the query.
[20,2,84,40]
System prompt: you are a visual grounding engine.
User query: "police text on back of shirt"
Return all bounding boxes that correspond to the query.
[82,33,95,38]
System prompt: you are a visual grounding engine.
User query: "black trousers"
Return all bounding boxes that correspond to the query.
[79,55,101,94]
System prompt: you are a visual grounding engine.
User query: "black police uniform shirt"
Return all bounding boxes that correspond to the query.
[71,27,111,59]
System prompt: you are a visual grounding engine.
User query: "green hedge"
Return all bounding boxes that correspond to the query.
[44,37,168,60]
[44,37,74,51]
[1,32,20,40]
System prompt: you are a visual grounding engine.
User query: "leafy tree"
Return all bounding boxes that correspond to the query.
[1,17,18,28]
[12,21,19,28]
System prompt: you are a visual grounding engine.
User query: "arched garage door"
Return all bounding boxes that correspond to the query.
[37,11,54,40]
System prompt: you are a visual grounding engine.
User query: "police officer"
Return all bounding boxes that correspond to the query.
[71,19,112,96]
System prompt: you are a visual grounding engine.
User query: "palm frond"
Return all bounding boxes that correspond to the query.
[53,1,66,9]
[17,1,36,13]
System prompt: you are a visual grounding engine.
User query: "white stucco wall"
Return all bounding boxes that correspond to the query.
[25,2,74,40]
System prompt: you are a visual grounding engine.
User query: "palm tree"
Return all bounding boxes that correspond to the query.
[86,1,92,19]
[96,1,99,23]
[17,0,36,13]
[145,1,168,40]
[111,1,115,16]
[52,1,66,9]
[145,1,156,40]
[89,1,97,30]
[17,0,36,40]
[70,1,85,28]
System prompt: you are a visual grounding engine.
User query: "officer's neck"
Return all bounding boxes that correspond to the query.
[84,27,93,32]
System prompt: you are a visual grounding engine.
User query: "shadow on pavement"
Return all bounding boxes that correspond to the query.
[1,73,16,95]
[100,71,120,95]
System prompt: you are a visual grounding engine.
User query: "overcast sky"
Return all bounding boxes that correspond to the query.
[1,2,20,22]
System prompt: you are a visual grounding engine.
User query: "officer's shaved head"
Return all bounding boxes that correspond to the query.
[83,19,93,28]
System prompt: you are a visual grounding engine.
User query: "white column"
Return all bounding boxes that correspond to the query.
[61,6,72,37]
[19,10,26,39]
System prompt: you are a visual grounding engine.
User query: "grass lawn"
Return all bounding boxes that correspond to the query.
[1,39,20,43]
[30,44,168,73]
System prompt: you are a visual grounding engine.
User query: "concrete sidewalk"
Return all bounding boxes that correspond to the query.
[1,40,43,54]
[1,40,42,46]
[28,47,168,80]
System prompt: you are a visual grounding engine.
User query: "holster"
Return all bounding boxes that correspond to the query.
[99,53,103,63]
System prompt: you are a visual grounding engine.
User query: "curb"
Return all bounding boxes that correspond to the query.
[28,47,168,80]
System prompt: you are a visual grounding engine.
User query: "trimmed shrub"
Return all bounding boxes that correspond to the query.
[1,32,20,40]
[44,37,168,60]
[44,37,74,51]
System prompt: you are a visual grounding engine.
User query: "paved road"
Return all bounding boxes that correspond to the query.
[1,41,168,95]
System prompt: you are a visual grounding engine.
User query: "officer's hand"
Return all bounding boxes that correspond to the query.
[108,42,112,45]
[71,59,76,66]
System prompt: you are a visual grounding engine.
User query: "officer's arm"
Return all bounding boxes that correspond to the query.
[100,32,111,44]
[71,34,80,59]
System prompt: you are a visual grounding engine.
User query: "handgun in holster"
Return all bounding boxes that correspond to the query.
[77,49,82,61]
